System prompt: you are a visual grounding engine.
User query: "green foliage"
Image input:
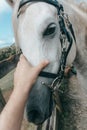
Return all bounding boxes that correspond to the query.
[0,45,16,61]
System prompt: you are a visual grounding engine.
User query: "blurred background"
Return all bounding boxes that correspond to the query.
[0,0,14,48]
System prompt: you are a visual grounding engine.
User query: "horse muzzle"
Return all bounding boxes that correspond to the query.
[26,81,53,125]
[26,104,48,125]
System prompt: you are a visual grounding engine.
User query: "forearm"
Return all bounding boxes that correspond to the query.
[0,90,29,130]
[0,55,49,130]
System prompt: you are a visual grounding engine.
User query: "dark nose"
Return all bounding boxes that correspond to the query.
[26,105,45,125]
[26,79,53,125]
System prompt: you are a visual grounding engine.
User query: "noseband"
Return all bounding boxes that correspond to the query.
[17,0,76,93]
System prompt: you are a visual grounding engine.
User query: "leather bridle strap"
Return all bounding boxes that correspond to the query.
[39,71,58,79]
[18,0,60,13]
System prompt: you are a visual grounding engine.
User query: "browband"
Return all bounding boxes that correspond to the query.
[18,0,62,13]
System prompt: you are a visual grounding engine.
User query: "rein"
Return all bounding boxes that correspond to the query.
[17,0,77,111]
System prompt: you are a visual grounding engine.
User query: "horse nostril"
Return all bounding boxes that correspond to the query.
[27,109,45,125]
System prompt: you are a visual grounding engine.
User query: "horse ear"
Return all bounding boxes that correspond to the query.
[6,0,15,7]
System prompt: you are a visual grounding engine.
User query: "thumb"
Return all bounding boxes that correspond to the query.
[35,60,49,74]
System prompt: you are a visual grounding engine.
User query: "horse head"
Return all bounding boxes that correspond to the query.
[7,0,76,125]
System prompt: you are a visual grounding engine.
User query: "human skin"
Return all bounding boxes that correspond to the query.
[0,54,49,130]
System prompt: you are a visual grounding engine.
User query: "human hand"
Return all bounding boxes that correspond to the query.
[14,54,49,95]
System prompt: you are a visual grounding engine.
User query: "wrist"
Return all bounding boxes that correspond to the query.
[12,88,29,103]
[14,82,32,96]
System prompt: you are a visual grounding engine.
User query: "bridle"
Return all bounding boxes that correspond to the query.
[17,0,77,109]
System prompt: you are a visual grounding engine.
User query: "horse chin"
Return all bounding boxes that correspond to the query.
[25,79,53,125]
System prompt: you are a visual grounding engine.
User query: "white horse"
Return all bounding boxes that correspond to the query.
[6,0,87,130]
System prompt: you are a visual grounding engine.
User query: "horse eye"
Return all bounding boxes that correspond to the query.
[43,23,56,36]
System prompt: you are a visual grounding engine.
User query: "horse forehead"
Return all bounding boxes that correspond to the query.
[25,2,57,21]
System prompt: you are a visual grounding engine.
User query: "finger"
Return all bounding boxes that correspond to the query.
[19,54,24,60]
[20,54,29,61]
[35,60,49,74]
[16,60,20,68]
[20,54,32,66]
